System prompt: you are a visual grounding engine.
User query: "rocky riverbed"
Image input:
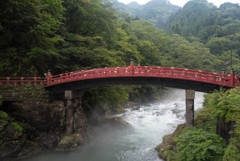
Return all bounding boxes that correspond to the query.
[0,99,130,161]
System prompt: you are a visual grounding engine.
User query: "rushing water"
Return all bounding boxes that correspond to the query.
[24,89,204,161]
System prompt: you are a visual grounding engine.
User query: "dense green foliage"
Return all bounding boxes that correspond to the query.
[0,111,23,132]
[0,0,234,77]
[176,128,226,161]
[107,0,180,28]
[173,97,227,161]
[204,88,240,161]
[0,0,239,117]
[166,0,240,73]
[0,0,65,76]
[0,111,8,124]
[158,88,240,161]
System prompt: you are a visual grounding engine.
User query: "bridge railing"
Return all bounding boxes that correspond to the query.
[0,65,238,88]
[49,67,133,85]
[47,66,236,88]
[0,77,45,85]
[133,66,231,86]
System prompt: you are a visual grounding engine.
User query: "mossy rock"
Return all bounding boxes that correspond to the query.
[57,133,84,151]
[155,124,187,161]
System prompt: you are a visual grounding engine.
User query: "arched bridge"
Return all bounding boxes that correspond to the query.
[0,63,239,132]
[0,63,239,93]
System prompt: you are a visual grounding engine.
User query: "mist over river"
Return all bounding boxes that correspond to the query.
[24,89,204,161]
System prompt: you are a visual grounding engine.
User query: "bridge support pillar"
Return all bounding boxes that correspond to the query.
[65,90,83,135]
[186,89,195,127]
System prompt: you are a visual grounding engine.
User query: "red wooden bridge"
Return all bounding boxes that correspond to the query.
[0,63,239,93]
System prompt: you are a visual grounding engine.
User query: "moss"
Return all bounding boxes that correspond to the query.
[0,111,8,119]
[0,111,9,124]
[0,119,8,124]
[11,122,23,132]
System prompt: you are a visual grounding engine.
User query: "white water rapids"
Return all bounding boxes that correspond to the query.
[24,89,204,161]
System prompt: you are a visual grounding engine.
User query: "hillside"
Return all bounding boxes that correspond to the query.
[165,0,240,73]
[106,0,180,28]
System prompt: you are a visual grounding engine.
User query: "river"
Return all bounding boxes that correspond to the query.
[24,89,204,161]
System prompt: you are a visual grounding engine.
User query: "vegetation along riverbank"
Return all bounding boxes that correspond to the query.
[156,88,240,161]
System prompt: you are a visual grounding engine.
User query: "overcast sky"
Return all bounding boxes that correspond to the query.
[117,0,240,7]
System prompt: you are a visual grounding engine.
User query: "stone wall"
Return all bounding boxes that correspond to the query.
[216,116,235,143]
[0,85,88,160]
[0,85,52,103]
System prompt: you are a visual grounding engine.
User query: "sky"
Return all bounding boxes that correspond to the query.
[117,0,240,7]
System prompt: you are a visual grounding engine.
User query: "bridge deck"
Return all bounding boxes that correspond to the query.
[0,65,239,93]
[47,66,237,88]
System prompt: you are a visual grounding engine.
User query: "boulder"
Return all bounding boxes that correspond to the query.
[57,133,84,151]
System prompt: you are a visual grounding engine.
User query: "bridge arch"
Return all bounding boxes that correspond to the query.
[1,63,238,93]
[44,64,239,94]
[1,64,239,133]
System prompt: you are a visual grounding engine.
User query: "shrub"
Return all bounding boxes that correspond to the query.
[0,111,8,124]
[0,111,8,119]
[176,128,226,161]
[11,122,23,132]
[223,138,240,161]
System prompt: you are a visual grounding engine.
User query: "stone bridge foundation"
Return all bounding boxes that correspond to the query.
[186,89,195,127]
[65,90,83,135]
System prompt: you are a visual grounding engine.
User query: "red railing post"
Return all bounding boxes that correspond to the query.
[46,70,52,86]
[40,77,44,85]
[229,69,235,87]
[198,71,201,81]
[7,77,10,85]
[59,74,62,83]
[20,77,24,85]
[213,74,216,83]
[184,70,187,79]
[130,59,134,76]
[34,77,37,85]
[235,75,239,87]
[221,69,226,84]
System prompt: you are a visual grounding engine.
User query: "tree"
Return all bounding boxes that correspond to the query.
[0,0,65,76]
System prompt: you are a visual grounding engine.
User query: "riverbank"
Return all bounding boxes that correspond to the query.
[21,89,200,161]
[3,85,206,161]
[0,107,130,161]
[156,88,240,161]
[0,84,162,161]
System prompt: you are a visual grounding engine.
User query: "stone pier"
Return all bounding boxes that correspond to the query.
[186,89,195,127]
[65,90,83,135]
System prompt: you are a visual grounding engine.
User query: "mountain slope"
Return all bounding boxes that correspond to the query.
[106,0,180,28]
[165,0,218,38]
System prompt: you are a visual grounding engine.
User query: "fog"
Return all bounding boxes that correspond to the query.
[24,89,205,161]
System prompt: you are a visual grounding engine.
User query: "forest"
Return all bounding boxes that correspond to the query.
[0,0,227,115]
[0,0,240,127]
[166,0,240,73]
